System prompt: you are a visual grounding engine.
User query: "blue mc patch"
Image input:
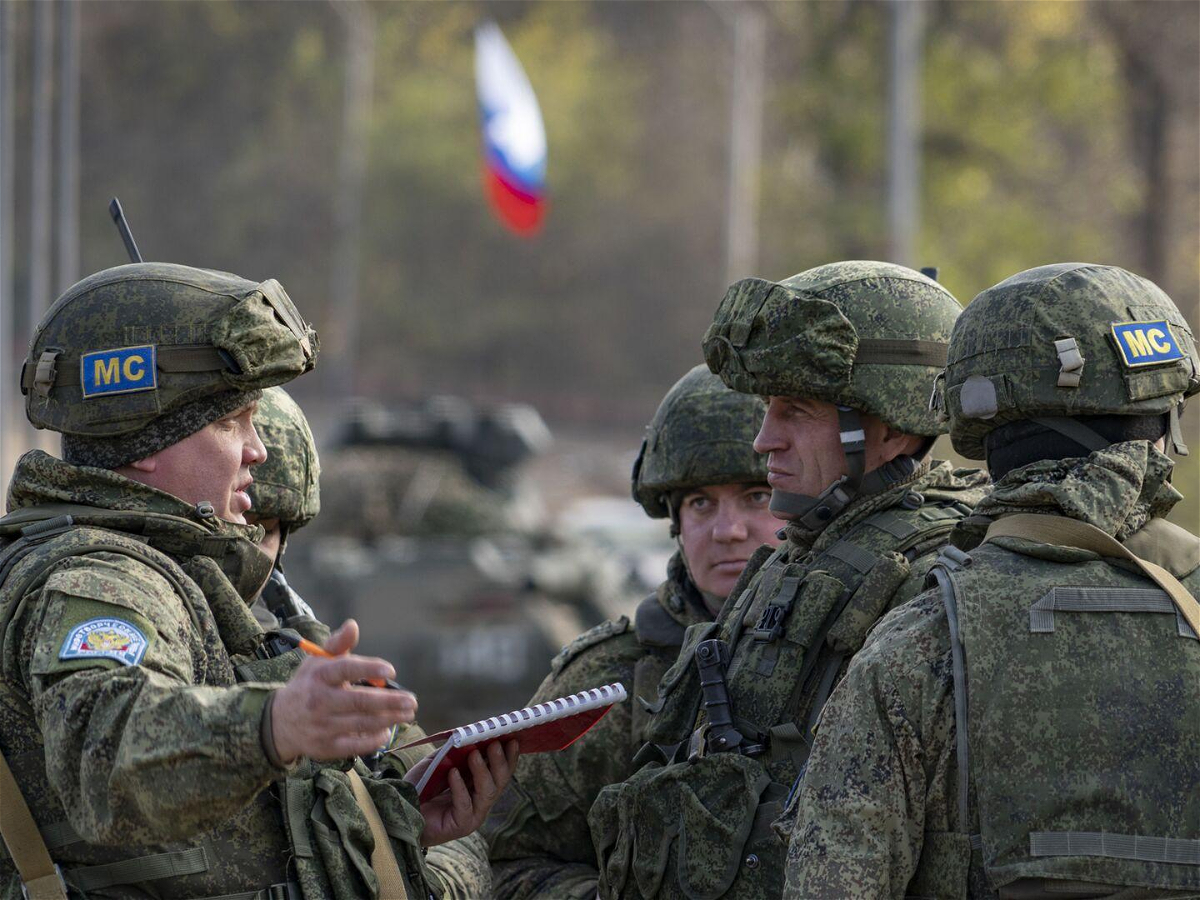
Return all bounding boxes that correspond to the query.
[80,345,157,398]
[60,617,149,667]
[1111,321,1184,369]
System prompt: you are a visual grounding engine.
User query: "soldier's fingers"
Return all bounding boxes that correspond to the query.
[331,728,391,758]
[324,619,360,656]
[447,767,472,819]
[316,655,395,688]
[503,739,520,771]
[466,748,497,810]
[324,711,408,736]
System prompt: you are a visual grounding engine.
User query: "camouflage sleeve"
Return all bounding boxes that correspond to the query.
[17,552,283,845]
[427,832,494,900]
[486,628,644,900]
[783,592,957,900]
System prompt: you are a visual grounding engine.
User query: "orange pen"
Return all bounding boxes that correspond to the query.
[276,631,406,691]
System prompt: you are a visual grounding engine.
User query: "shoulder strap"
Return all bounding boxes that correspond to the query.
[346,769,410,900]
[633,593,688,649]
[984,514,1200,637]
[0,747,67,899]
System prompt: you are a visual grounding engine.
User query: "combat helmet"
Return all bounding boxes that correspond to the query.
[941,263,1200,460]
[632,364,768,520]
[249,386,321,532]
[703,261,962,526]
[21,263,317,467]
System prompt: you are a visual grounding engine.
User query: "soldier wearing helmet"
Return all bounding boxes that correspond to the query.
[485,364,782,899]
[785,264,1200,899]
[244,385,511,900]
[588,262,990,899]
[0,264,509,900]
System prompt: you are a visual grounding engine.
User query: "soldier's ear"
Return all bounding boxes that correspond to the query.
[123,454,159,474]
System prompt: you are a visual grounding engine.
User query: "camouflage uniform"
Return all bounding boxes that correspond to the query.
[587,262,990,899]
[250,386,493,900]
[786,264,1200,899]
[0,265,436,900]
[486,365,769,899]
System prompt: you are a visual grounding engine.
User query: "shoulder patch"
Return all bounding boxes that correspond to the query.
[80,345,157,398]
[1111,321,1184,368]
[60,617,148,666]
[550,616,631,675]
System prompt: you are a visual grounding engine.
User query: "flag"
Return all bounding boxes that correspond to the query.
[475,22,547,235]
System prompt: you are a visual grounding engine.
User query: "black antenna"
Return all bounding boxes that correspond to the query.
[108,197,143,263]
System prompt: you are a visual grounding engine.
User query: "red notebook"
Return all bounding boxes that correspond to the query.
[394,683,627,801]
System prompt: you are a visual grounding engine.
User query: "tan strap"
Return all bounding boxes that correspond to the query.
[346,769,410,900]
[0,747,67,899]
[984,514,1200,637]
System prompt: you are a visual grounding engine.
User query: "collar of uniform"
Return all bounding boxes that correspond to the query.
[5,449,271,600]
[781,456,933,555]
[958,440,1180,546]
[658,550,713,627]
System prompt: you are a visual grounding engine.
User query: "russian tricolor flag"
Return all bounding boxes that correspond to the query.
[475,22,547,236]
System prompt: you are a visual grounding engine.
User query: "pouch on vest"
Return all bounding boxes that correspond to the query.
[590,752,784,899]
[284,762,432,900]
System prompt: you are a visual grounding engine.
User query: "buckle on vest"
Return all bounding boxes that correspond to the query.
[21,865,67,900]
[753,604,785,642]
[687,723,710,762]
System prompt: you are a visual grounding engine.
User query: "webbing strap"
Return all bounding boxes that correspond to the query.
[68,846,208,890]
[984,514,1200,638]
[855,339,948,367]
[1030,831,1200,865]
[0,748,66,899]
[194,881,301,900]
[933,565,971,832]
[824,540,878,575]
[346,769,410,900]
[19,345,228,389]
[1030,586,1198,639]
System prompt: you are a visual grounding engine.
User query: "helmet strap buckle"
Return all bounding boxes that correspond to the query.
[33,350,60,398]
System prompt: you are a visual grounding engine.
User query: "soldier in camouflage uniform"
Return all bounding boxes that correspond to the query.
[247,385,497,900]
[485,364,781,899]
[587,261,990,899]
[785,263,1200,899]
[0,264,514,900]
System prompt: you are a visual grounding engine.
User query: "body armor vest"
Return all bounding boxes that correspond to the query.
[0,509,434,900]
[591,484,979,900]
[924,515,1200,899]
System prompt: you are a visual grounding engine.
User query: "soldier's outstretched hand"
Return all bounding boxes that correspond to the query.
[270,619,419,763]
[407,738,520,847]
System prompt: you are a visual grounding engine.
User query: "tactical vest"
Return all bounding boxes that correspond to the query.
[591,487,977,900]
[921,514,1200,900]
[0,508,434,900]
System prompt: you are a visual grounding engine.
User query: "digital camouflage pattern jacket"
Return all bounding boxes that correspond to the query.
[485,552,712,900]
[785,441,1200,900]
[588,460,990,900]
[0,451,436,900]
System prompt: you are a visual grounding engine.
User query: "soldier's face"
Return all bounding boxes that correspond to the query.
[754,397,921,511]
[123,403,268,525]
[677,483,780,599]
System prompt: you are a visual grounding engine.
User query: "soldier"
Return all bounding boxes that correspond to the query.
[0,264,513,900]
[485,364,782,899]
[246,384,500,900]
[587,261,991,899]
[785,263,1200,899]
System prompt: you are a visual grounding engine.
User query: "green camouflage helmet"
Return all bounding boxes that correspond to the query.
[943,262,1200,459]
[21,263,318,436]
[632,364,768,518]
[702,261,962,436]
[249,386,321,531]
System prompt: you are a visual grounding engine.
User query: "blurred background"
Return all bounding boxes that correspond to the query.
[0,0,1196,728]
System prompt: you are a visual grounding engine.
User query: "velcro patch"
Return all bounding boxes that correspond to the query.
[59,617,149,666]
[1111,321,1184,368]
[80,345,157,398]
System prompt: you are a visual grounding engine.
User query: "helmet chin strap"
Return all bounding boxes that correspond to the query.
[769,406,922,531]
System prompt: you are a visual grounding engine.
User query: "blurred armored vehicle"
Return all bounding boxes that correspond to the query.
[284,397,663,732]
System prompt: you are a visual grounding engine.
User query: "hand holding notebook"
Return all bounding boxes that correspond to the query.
[395,683,628,801]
